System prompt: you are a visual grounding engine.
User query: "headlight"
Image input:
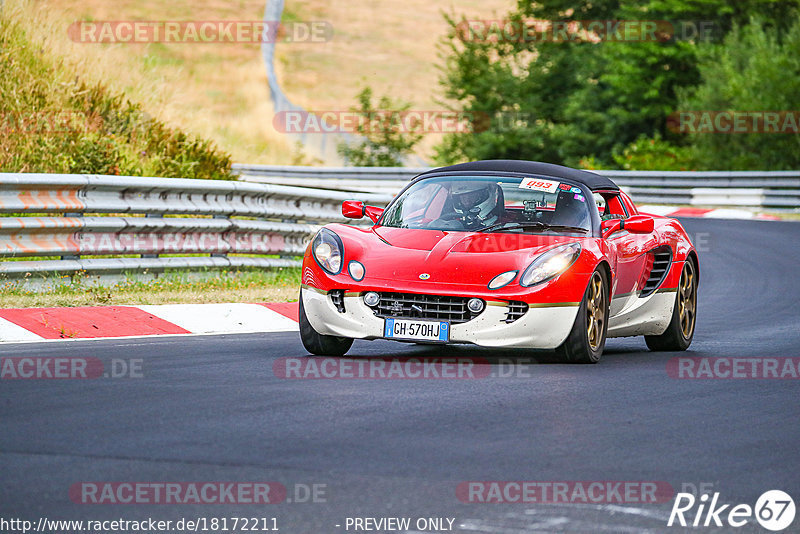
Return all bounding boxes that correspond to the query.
[311,229,344,275]
[348,260,365,281]
[488,270,518,290]
[520,243,581,287]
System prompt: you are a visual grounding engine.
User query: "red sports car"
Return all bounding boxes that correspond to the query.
[299,160,698,363]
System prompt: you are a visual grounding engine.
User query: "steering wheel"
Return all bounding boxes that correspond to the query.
[456,206,484,229]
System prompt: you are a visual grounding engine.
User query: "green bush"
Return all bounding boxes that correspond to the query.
[678,19,800,170]
[337,87,423,167]
[612,134,697,171]
[0,14,235,180]
[435,1,800,168]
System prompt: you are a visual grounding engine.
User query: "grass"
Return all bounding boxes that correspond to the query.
[0,3,235,179]
[11,0,511,165]
[4,0,295,165]
[276,0,511,160]
[0,268,301,308]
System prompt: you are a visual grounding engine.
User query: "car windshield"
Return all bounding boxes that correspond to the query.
[381,175,593,234]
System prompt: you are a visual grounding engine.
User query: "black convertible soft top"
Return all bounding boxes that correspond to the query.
[418,160,619,192]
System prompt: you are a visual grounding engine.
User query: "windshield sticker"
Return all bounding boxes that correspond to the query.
[574,194,586,202]
[558,183,572,191]
[519,178,559,193]
[571,187,582,194]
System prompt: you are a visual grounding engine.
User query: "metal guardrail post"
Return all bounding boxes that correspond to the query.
[141,213,164,259]
[61,211,83,261]
[211,214,229,259]
[279,218,297,260]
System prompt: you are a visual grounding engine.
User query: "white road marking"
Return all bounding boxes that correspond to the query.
[137,303,298,334]
[703,208,758,219]
[637,204,677,216]
[0,317,44,343]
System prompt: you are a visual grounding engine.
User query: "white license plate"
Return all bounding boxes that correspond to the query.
[384,318,450,342]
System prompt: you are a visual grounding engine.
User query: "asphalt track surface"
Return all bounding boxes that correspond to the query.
[2,218,799,533]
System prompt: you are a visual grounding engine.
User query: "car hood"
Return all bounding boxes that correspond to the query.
[373,226,578,254]
[337,226,587,288]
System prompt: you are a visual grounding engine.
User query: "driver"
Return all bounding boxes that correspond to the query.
[448,181,502,229]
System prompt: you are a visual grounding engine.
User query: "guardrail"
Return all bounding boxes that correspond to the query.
[0,173,391,278]
[2,166,797,280]
[233,165,800,211]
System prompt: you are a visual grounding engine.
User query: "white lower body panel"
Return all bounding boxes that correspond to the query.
[607,289,676,338]
[301,288,579,350]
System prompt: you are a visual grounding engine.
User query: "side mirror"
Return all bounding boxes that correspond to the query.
[601,215,654,237]
[625,215,655,234]
[342,200,364,219]
[364,206,384,224]
[342,200,384,224]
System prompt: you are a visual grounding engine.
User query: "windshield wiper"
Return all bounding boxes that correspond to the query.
[478,221,588,234]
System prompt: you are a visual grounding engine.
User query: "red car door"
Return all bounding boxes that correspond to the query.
[600,193,658,314]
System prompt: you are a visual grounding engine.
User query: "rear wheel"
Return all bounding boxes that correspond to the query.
[299,294,353,356]
[554,269,609,364]
[645,258,697,351]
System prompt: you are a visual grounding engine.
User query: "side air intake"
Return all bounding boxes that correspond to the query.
[640,246,672,297]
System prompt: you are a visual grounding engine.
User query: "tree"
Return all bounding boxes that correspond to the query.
[337,87,423,167]
[435,0,800,167]
[678,19,800,169]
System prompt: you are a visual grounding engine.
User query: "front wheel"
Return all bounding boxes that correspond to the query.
[645,258,697,351]
[554,268,609,364]
[299,294,353,356]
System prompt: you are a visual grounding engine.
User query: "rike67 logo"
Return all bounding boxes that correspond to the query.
[668,490,795,531]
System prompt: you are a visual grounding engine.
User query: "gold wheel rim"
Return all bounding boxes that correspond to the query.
[678,261,697,339]
[586,272,606,351]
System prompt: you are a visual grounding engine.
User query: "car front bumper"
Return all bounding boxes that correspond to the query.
[301,287,579,350]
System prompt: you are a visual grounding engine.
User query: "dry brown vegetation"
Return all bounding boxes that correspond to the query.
[13,0,511,164]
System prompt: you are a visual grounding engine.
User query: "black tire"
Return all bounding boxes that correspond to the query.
[299,294,353,356]
[645,257,697,351]
[554,268,609,364]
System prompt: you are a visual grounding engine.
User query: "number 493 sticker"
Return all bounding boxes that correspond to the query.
[518,178,559,193]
